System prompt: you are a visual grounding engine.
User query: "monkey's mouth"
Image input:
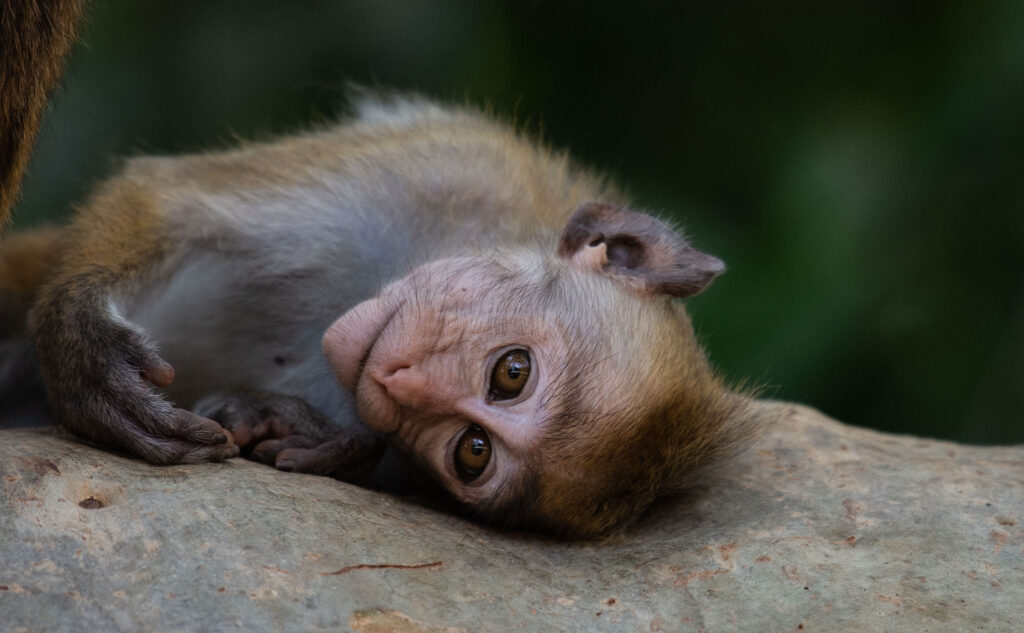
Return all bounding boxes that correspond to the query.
[322,294,405,393]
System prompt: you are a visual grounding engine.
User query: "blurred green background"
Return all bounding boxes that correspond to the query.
[11,1,1023,443]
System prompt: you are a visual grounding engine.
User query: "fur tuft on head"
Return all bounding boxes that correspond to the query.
[525,367,764,538]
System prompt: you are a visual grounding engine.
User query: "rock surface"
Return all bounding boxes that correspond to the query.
[1,403,1021,632]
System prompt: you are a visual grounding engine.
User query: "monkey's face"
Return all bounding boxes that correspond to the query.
[323,254,578,511]
[322,252,713,529]
[323,203,734,535]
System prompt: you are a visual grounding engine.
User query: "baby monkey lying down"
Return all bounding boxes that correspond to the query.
[4,97,761,537]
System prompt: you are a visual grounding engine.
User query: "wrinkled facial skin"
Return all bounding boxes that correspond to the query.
[324,255,570,511]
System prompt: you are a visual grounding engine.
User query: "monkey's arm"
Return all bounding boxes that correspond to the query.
[27,178,238,464]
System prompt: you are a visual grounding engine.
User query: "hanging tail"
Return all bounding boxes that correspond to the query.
[0,227,66,426]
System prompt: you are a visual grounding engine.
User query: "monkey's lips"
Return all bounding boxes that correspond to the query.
[322,293,404,394]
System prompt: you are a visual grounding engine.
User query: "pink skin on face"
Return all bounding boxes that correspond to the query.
[321,257,557,500]
[321,258,474,423]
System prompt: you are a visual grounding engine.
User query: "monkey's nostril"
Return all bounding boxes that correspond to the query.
[370,364,412,398]
[379,363,411,380]
[372,364,434,410]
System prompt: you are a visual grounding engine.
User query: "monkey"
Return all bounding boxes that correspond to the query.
[2,99,763,536]
[0,6,763,538]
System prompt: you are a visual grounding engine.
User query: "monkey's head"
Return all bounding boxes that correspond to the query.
[323,203,758,537]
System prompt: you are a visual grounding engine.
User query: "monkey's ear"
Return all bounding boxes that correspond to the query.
[557,203,725,297]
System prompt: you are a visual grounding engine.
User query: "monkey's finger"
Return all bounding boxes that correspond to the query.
[228,421,255,448]
[125,429,239,465]
[250,416,294,441]
[167,408,230,445]
[275,437,380,479]
[175,440,240,464]
[251,435,320,464]
[275,445,339,476]
[250,439,281,464]
[138,354,175,387]
[192,396,260,442]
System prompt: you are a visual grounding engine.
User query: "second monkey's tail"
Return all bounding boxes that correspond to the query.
[0,226,65,426]
[0,225,67,338]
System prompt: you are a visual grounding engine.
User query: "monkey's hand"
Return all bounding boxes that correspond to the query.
[194,392,385,485]
[30,283,238,465]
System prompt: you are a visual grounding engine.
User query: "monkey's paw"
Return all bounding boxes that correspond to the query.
[193,393,384,482]
[35,336,238,465]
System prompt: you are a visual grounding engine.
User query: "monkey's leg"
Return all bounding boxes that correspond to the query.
[194,392,385,485]
[29,273,239,464]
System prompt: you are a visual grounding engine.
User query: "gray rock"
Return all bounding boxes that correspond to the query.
[1,403,1021,632]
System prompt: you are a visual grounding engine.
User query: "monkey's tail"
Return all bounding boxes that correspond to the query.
[0,226,64,426]
[0,225,67,338]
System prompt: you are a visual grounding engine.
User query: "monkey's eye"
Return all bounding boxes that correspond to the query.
[454,424,492,481]
[489,348,531,401]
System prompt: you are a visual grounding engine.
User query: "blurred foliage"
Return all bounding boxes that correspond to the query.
[10,1,1023,443]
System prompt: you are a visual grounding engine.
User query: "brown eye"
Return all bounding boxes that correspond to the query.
[489,348,531,400]
[454,424,491,481]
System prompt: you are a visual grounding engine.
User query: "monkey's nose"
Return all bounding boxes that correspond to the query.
[372,365,434,411]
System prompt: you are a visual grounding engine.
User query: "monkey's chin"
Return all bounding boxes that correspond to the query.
[321,292,404,394]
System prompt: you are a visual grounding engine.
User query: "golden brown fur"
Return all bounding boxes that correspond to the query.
[526,290,759,536]
[0,0,86,227]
